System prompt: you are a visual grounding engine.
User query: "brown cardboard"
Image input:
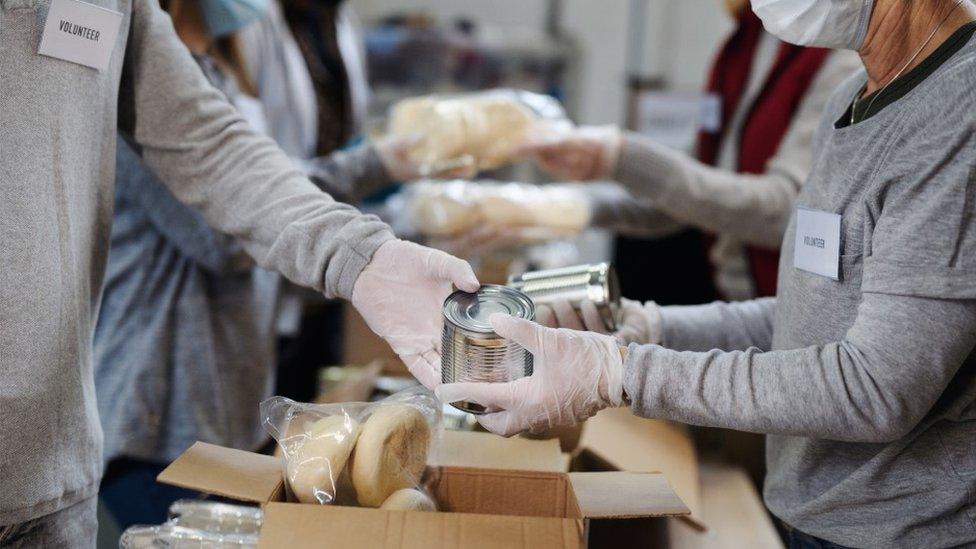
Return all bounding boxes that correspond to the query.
[258,503,584,549]
[156,442,284,503]
[667,464,783,549]
[574,408,704,530]
[158,431,691,548]
[568,472,688,519]
[314,361,383,404]
[341,305,408,374]
[434,431,563,472]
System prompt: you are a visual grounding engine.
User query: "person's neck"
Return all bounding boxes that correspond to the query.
[858,0,976,94]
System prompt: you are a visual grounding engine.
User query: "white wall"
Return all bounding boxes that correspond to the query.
[352,0,733,126]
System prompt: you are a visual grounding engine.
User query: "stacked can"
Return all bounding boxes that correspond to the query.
[440,285,535,414]
[507,262,621,331]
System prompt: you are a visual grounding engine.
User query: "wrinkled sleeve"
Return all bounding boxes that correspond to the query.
[657,297,777,352]
[116,0,393,299]
[625,293,976,443]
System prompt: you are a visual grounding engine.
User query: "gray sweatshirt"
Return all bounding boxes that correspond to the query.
[624,38,976,547]
[0,0,392,525]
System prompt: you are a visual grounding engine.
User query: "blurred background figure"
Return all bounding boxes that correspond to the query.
[93,0,418,530]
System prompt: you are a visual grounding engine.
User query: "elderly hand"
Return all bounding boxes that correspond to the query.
[435,313,626,436]
[352,239,479,389]
[520,125,623,181]
[536,297,662,346]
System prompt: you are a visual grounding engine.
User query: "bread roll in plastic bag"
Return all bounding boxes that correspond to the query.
[261,387,441,508]
[388,89,572,175]
[408,180,591,239]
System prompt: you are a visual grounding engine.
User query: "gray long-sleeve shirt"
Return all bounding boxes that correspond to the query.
[95,52,393,467]
[623,37,976,547]
[0,0,392,525]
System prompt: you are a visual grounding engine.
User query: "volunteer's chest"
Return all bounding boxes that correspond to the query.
[772,126,887,350]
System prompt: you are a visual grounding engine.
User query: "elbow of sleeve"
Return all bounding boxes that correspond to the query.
[857,409,923,443]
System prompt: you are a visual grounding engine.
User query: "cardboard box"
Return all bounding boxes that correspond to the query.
[158,431,690,548]
[571,408,704,531]
[667,464,783,549]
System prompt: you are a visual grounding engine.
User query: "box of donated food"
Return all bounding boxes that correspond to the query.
[157,430,691,548]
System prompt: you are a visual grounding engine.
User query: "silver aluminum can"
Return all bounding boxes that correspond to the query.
[507,262,621,331]
[441,285,534,414]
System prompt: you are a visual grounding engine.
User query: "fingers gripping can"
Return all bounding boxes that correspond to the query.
[441,285,535,414]
[507,262,621,331]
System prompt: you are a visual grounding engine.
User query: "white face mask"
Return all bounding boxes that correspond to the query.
[750,0,875,50]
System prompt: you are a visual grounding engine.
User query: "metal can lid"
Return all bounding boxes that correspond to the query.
[443,284,535,334]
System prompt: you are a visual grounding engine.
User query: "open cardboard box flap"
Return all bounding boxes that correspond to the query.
[576,408,705,530]
[157,442,283,503]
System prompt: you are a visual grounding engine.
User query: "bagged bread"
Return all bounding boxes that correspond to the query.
[349,404,431,507]
[380,488,437,512]
[388,89,572,174]
[408,180,591,238]
[261,388,441,508]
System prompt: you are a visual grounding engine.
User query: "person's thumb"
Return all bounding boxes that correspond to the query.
[489,313,543,354]
[424,246,480,292]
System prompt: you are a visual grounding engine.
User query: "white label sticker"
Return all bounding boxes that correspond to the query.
[38,0,123,71]
[794,207,841,279]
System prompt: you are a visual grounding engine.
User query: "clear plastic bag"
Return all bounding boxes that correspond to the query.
[260,387,441,510]
[406,179,591,239]
[119,525,258,548]
[387,89,573,176]
[166,500,263,536]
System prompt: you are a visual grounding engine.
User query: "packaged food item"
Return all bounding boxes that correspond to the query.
[167,500,263,536]
[261,388,441,508]
[407,180,590,238]
[119,524,258,548]
[440,285,535,414]
[387,89,572,175]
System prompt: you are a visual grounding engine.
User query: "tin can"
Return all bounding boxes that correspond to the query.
[507,262,621,331]
[441,285,535,414]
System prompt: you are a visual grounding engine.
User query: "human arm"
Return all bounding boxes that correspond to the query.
[626,294,976,442]
[117,0,478,387]
[116,135,252,274]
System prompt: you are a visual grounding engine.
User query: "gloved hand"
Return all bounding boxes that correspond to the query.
[520,125,623,181]
[375,134,477,181]
[535,299,609,333]
[614,298,663,345]
[436,313,626,436]
[352,239,480,389]
[535,298,662,346]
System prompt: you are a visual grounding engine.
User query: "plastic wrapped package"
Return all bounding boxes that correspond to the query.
[119,525,258,548]
[166,500,263,536]
[261,388,441,510]
[407,180,591,239]
[387,89,572,175]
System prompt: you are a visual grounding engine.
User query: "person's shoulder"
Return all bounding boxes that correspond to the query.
[910,37,976,122]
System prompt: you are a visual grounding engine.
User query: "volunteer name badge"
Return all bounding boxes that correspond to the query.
[38,0,123,71]
[794,207,841,279]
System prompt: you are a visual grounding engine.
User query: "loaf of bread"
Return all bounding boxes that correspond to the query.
[349,404,431,507]
[389,94,536,171]
[286,414,361,504]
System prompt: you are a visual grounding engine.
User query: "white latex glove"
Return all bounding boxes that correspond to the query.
[538,298,662,346]
[435,314,626,436]
[520,125,623,181]
[535,299,608,333]
[352,239,480,389]
[615,298,663,346]
[375,135,477,181]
